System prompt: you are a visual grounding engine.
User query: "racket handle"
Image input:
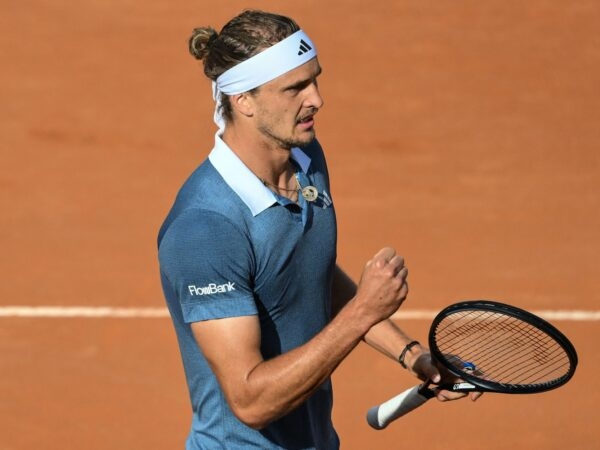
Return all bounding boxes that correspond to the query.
[366,384,434,430]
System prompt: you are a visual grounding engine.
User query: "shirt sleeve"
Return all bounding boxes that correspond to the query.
[158,208,257,323]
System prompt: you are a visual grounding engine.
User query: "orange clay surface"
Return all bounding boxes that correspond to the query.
[1,1,598,449]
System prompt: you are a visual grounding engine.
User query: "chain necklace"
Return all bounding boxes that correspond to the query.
[260,175,300,202]
[260,176,300,193]
[260,167,319,203]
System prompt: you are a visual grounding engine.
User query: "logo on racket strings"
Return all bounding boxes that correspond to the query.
[188,282,236,296]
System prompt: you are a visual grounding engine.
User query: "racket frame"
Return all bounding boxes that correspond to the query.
[428,300,579,394]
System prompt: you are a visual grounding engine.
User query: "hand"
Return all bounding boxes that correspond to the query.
[408,347,483,402]
[354,247,409,326]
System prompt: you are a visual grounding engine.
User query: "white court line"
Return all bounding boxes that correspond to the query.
[0,306,599,321]
[0,306,170,318]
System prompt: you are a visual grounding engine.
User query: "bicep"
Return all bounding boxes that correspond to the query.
[191,316,264,403]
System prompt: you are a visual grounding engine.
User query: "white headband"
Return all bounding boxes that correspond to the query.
[212,29,317,130]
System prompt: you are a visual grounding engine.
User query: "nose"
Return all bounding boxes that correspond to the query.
[305,83,324,110]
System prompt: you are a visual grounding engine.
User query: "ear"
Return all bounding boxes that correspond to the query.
[230,92,254,118]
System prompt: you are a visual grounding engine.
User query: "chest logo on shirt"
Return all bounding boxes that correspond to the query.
[312,189,332,209]
[188,282,236,296]
[320,190,332,208]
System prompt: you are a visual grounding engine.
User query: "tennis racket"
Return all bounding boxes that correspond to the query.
[367,300,578,430]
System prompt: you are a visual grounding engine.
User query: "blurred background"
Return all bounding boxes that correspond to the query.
[1,1,598,448]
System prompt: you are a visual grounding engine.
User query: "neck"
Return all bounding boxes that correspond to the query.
[222,123,293,186]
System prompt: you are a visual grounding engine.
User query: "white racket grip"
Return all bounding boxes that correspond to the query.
[366,385,431,430]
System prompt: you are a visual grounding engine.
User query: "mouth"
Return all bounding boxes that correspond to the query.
[297,114,315,129]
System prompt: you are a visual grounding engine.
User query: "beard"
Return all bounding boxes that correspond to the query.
[257,108,318,149]
[258,126,316,149]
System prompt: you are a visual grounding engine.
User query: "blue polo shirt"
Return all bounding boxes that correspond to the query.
[158,134,339,449]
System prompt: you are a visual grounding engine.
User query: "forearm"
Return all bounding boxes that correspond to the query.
[233,300,372,428]
[363,318,423,368]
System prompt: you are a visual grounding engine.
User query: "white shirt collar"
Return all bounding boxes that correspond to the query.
[208,133,312,216]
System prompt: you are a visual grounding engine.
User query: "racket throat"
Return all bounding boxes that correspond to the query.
[417,380,437,399]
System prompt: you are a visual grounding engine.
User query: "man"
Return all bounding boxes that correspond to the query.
[158,10,478,449]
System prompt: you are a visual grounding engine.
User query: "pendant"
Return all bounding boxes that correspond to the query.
[301,185,319,202]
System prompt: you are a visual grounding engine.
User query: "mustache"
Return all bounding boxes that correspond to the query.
[298,107,319,121]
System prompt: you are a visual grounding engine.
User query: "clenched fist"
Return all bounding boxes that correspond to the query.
[354,247,408,326]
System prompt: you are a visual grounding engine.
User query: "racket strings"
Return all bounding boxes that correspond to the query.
[434,310,571,387]
[440,314,568,383]
[445,315,560,370]
[443,325,569,385]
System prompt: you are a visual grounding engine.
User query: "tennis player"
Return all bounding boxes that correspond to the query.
[158,10,476,449]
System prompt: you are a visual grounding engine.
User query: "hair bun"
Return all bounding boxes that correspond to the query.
[188,27,218,60]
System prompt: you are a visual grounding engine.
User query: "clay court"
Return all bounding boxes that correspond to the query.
[1,1,598,448]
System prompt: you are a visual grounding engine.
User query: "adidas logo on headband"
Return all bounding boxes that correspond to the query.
[297,39,312,55]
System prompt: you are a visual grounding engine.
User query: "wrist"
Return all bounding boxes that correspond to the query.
[398,340,422,369]
[335,297,374,338]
